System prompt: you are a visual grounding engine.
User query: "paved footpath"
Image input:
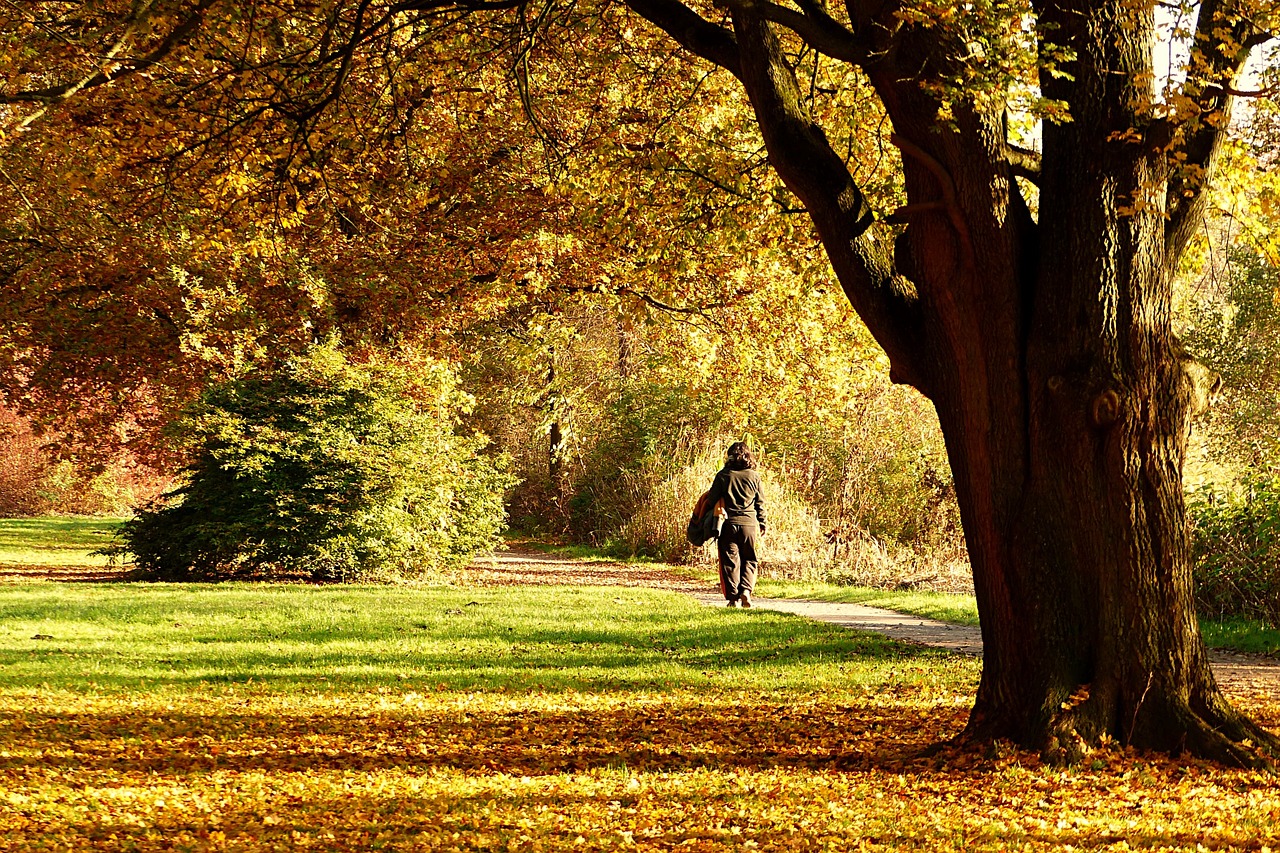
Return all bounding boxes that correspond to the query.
[693,593,983,655]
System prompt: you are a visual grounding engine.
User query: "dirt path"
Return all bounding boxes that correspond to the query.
[460,542,707,592]
[462,542,1280,704]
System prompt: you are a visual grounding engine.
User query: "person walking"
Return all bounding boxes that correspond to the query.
[705,441,767,608]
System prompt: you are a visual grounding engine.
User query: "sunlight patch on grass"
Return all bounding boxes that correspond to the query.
[1201,617,1280,657]
[0,517,124,568]
[0,583,975,697]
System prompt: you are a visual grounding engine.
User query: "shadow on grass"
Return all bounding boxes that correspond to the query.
[0,606,955,694]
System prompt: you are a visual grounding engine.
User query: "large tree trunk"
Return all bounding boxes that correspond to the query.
[947,208,1277,764]
[627,0,1279,765]
[921,3,1279,765]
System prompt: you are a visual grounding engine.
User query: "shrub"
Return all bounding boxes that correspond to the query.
[111,346,516,582]
[1189,474,1280,625]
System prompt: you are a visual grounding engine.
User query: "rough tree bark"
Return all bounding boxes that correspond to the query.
[625,0,1280,765]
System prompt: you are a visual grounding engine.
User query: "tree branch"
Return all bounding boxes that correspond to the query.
[716,0,862,63]
[1007,143,1041,183]
[1165,0,1261,268]
[0,0,218,106]
[391,0,527,10]
[622,0,742,78]
[726,10,928,392]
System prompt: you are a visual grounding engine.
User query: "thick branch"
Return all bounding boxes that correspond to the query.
[1165,0,1261,268]
[1007,143,1041,183]
[622,0,743,77]
[727,10,927,391]
[718,0,862,63]
[892,132,975,272]
[391,0,526,10]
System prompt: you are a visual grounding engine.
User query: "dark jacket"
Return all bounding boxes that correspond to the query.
[707,466,767,531]
[686,490,725,546]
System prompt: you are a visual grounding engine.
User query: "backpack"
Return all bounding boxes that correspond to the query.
[686,489,726,546]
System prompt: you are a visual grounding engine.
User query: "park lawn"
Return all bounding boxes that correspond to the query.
[2,582,1280,851]
[0,517,124,568]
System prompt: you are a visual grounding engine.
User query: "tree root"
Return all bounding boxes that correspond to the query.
[1034,690,1280,771]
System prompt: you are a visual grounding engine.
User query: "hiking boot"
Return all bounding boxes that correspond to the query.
[740,593,752,609]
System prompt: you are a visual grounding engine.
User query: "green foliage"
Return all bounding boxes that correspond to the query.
[1180,246,1280,627]
[1189,475,1280,625]
[564,385,721,542]
[113,345,516,582]
[1184,248,1280,473]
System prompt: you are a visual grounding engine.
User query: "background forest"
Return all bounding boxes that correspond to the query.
[1,8,1277,613]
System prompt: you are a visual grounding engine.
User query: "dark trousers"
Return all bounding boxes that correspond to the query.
[718,522,759,601]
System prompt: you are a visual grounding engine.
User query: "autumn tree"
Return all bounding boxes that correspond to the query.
[613,0,1280,765]
[5,0,1280,764]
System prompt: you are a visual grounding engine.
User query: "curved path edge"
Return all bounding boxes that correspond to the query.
[692,593,984,656]
[694,593,1280,704]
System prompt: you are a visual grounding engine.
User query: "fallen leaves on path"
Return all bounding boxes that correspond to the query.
[454,543,707,592]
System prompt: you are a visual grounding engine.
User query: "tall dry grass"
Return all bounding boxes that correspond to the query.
[610,437,972,594]
[612,439,824,564]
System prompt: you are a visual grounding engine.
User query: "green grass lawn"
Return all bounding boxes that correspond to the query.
[2,519,1280,850]
[0,582,965,696]
[1201,617,1280,657]
[0,516,123,567]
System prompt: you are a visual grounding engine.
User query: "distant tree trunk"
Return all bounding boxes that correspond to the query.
[617,317,633,380]
[548,417,564,487]
[546,357,566,506]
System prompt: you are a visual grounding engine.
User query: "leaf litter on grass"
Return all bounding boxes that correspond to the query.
[3,688,1280,851]
[3,549,1280,851]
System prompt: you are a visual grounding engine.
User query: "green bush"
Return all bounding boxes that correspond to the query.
[111,346,516,582]
[1189,474,1280,625]
[1182,247,1280,472]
